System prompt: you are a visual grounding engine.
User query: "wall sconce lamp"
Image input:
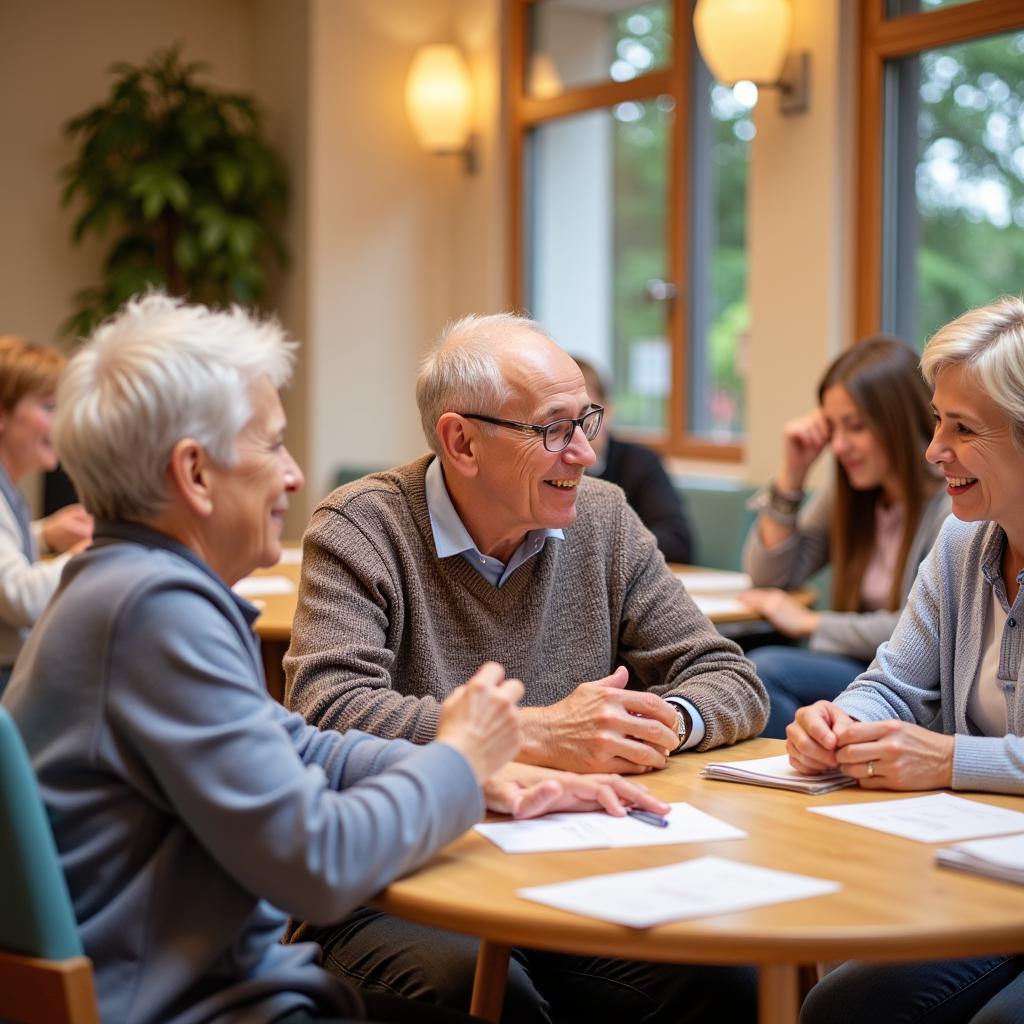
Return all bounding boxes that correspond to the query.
[405,44,478,175]
[693,0,810,115]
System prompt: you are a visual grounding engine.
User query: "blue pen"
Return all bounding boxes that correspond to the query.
[627,808,670,828]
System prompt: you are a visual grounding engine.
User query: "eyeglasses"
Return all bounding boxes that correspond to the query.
[459,406,604,453]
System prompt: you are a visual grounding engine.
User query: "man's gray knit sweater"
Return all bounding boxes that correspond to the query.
[285,456,767,751]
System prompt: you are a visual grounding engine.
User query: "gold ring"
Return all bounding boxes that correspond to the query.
[867,760,876,778]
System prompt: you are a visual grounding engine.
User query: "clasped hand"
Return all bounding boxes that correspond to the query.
[787,700,955,790]
[518,666,680,774]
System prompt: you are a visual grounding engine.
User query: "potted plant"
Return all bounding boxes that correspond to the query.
[60,45,288,336]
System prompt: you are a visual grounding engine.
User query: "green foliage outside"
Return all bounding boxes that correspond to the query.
[912,30,1024,344]
[611,2,749,438]
[60,46,288,337]
[607,4,1024,439]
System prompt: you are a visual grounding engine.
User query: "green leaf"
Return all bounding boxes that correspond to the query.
[174,232,200,270]
[213,156,244,200]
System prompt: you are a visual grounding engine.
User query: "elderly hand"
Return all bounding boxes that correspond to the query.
[739,588,820,638]
[436,662,524,783]
[779,408,831,491]
[517,666,680,774]
[832,718,955,790]
[40,503,93,554]
[483,762,671,819]
[787,699,858,773]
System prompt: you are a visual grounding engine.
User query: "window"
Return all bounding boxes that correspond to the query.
[857,0,1024,345]
[508,0,749,459]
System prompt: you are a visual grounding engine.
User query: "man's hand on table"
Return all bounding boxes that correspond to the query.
[517,666,680,774]
[483,762,671,820]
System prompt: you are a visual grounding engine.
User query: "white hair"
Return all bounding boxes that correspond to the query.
[921,295,1024,450]
[415,312,552,456]
[54,292,296,521]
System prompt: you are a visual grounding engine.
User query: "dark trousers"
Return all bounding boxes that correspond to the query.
[749,646,869,738]
[801,956,1024,1024]
[299,906,757,1024]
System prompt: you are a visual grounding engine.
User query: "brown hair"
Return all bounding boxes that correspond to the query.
[0,335,65,413]
[819,336,938,612]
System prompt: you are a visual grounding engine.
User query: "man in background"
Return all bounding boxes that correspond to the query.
[575,356,695,565]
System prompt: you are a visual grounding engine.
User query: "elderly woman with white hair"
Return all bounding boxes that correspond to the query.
[791,296,1024,1024]
[1,293,665,1024]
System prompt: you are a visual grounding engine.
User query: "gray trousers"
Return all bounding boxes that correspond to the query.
[292,907,757,1024]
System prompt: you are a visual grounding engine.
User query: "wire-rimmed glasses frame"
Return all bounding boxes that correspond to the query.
[458,406,604,453]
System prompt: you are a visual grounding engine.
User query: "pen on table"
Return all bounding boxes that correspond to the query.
[627,808,670,828]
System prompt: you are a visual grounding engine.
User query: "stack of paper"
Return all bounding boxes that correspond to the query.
[936,833,1024,884]
[702,754,854,795]
[475,802,745,854]
[518,855,840,928]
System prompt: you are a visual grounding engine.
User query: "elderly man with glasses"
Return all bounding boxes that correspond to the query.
[283,313,766,1024]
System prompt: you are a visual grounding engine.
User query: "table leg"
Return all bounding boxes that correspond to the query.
[758,964,800,1024]
[469,940,510,1022]
[260,639,287,703]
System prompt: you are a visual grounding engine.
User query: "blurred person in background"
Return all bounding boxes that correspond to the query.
[741,337,949,738]
[575,356,694,564]
[0,335,91,694]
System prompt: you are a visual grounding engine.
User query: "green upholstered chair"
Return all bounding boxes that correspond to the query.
[0,707,99,1024]
[676,481,758,572]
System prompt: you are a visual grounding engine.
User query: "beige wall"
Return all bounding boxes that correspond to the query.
[0,0,256,346]
[744,0,855,489]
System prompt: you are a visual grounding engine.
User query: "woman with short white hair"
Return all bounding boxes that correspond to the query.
[3,293,663,1024]
[792,295,1024,1024]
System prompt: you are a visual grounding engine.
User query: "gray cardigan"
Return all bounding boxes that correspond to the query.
[837,517,1024,794]
[743,481,951,660]
[2,522,483,1024]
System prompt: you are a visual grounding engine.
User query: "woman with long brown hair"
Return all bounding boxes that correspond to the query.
[740,336,949,737]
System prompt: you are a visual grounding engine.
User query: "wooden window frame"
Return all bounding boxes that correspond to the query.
[506,0,743,463]
[855,0,1024,338]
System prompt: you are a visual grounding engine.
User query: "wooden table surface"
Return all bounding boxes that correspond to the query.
[372,738,1024,1024]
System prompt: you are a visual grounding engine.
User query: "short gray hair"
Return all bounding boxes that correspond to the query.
[54,292,296,522]
[415,313,551,456]
[921,295,1024,450]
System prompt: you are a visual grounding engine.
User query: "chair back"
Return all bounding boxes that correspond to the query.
[0,706,98,1024]
[0,707,81,960]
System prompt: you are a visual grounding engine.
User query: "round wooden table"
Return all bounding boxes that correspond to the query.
[373,738,1024,1024]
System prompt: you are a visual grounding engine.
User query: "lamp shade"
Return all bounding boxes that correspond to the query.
[405,44,474,153]
[693,0,792,85]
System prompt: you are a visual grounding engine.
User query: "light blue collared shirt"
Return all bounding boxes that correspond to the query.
[423,459,704,750]
[424,459,563,588]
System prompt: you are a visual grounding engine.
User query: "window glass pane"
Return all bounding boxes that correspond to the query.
[527,0,672,98]
[886,0,978,15]
[688,66,751,441]
[525,100,671,435]
[883,29,1024,345]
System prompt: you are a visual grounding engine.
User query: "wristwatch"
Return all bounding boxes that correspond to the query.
[672,704,693,753]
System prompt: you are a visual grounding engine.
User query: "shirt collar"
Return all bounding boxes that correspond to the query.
[423,458,563,583]
[980,524,1024,589]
